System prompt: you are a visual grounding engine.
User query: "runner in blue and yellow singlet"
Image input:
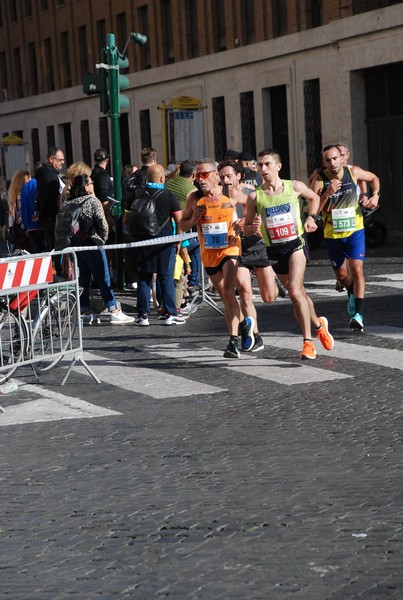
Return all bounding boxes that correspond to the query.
[311,145,381,332]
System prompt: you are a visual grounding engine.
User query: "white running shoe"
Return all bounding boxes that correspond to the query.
[110,310,135,325]
[164,315,186,325]
[135,314,150,326]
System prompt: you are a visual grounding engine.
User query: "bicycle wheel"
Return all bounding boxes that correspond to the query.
[0,310,25,384]
[31,290,78,373]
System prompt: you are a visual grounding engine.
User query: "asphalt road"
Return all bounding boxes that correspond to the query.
[1,234,402,599]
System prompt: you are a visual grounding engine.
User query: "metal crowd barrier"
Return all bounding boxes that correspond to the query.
[0,233,199,387]
[0,250,100,385]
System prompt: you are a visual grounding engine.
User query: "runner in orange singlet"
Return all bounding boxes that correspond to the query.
[180,158,254,358]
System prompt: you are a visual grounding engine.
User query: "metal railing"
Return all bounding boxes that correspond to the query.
[0,250,100,385]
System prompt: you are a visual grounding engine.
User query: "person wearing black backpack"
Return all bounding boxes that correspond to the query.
[124,164,186,326]
[122,147,157,207]
[65,174,134,325]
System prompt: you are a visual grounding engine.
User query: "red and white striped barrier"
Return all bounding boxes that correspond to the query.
[0,256,53,291]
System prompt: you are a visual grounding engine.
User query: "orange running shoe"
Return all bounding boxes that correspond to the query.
[300,340,317,360]
[316,316,334,350]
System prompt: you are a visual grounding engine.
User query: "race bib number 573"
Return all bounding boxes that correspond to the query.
[331,207,356,232]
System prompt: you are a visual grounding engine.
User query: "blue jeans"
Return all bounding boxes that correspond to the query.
[137,246,177,316]
[77,247,117,311]
[187,237,200,287]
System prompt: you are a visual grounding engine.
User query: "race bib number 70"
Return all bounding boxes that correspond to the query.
[202,222,229,248]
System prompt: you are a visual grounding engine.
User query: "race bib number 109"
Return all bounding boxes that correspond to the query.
[265,211,297,244]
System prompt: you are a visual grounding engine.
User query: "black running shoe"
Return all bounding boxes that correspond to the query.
[251,334,264,352]
[240,316,255,351]
[223,339,240,359]
[276,276,288,298]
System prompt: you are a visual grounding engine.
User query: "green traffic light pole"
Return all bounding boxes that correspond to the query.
[105,33,125,288]
[104,32,147,289]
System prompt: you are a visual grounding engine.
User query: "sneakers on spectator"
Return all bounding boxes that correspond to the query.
[176,308,190,319]
[350,313,364,332]
[110,310,135,325]
[316,316,334,350]
[180,304,198,317]
[251,334,264,352]
[347,293,356,317]
[81,313,100,326]
[240,316,255,351]
[135,314,149,326]
[187,285,200,296]
[223,338,240,359]
[157,308,169,320]
[164,315,186,325]
[300,340,317,360]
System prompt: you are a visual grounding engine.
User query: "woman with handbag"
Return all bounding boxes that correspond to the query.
[64,173,134,325]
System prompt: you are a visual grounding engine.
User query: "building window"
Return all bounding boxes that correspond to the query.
[272,0,288,37]
[212,97,227,161]
[116,12,127,51]
[60,32,72,88]
[31,128,40,164]
[139,109,151,148]
[240,91,256,156]
[57,0,65,5]
[46,125,55,149]
[24,0,33,18]
[308,0,323,28]
[241,0,255,44]
[14,48,23,98]
[28,42,38,95]
[0,52,8,100]
[78,26,88,78]
[120,113,131,166]
[270,85,290,178]
[138,6,151,69]
[99,117,109,154]
[40,0,48,10]
[9,0,17,23]
[80,120,91,166]
[96,19,106,52]
[43,38,55,92]
[212,0,226,51]
[352,0,402,13]
[185,0,199,58]
[161,0,174,63]
[61,122,73,166]
[304,79,322,176]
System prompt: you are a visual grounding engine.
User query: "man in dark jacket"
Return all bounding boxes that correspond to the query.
[36,146,65,251]
[124,163,186,326]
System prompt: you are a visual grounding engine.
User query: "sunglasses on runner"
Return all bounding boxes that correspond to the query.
[195,170,215,179]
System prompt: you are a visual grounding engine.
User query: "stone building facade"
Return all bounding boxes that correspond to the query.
[0,0,402,227]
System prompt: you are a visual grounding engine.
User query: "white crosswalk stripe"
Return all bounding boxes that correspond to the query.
[74,351,227,398]
[0,383,121,427]
[146,342,351,386]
